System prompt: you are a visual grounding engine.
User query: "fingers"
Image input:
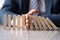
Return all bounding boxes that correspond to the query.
[27,9,37,15]
[25,14,29,26]
[25,14,30,30]
[25,9,37,29]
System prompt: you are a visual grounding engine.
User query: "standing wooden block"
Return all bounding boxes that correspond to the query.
[3,15,7,29]
[32,16,40,30]
[46,18,57,30]
[20,16,23,29]
[13,15,16,30]
[42,17,52,30]
[22,15,26,30]
[17,15,20,30]
[39,16,47,30]
[8,15,11,29]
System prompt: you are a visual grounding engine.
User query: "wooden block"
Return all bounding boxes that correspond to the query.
[22,15,26,30]
[17,15,20,30]
[46,18,57,30]
[20,16,22,28]
[8,15,11,30]
[3,15,7,29]
[32,16,40,30]
[13,15,16,30]
[38,16,47,30]
[42,17,52,30]
[35,16,43,30]
[29,16,34,30]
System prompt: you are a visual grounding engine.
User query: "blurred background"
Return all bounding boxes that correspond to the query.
[0,0,5,9]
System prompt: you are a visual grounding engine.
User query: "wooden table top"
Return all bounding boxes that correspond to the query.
[0,25,60,40]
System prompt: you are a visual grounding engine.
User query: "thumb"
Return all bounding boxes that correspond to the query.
[27,9,37,15]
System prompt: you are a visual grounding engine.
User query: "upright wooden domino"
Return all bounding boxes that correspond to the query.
[3,15,7,29]
[17,15,20,30]
[8,15,11,29]
[19,16,24,30]
[13,15,16,30]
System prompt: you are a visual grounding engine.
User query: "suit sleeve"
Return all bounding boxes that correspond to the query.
[43,14,60,27]
[0,0,17,24]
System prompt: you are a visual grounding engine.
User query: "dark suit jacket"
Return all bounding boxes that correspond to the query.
[0,0,60,27]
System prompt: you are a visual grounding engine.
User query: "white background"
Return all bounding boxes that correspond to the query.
[0,0,5,9]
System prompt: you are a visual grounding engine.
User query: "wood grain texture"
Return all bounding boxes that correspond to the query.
[42,17,52,30]
[46,18,57,30]
[3,15,6,29]
[39,16,47,30]
[13,15,16,30]
[8,15,11,30]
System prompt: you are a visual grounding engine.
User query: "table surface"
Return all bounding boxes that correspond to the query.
[0,25,60,40]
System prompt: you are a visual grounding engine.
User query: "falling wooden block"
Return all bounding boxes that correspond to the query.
[38,16,47,30]
[29,16,34,30]
[32,16,40,30]
[3,15,7,29]
[8,15,11,29]
[42,17,52,30]
[46,18,57,30]
[35,16,43,30]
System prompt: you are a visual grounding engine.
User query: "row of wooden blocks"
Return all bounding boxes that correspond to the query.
[3,15,58,30]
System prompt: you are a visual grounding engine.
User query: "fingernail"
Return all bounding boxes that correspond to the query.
[26,23,29,26]
[26,20,29,23]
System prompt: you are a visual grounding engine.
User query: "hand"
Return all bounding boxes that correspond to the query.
[11,9,37,30]
[25,9,37,30]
